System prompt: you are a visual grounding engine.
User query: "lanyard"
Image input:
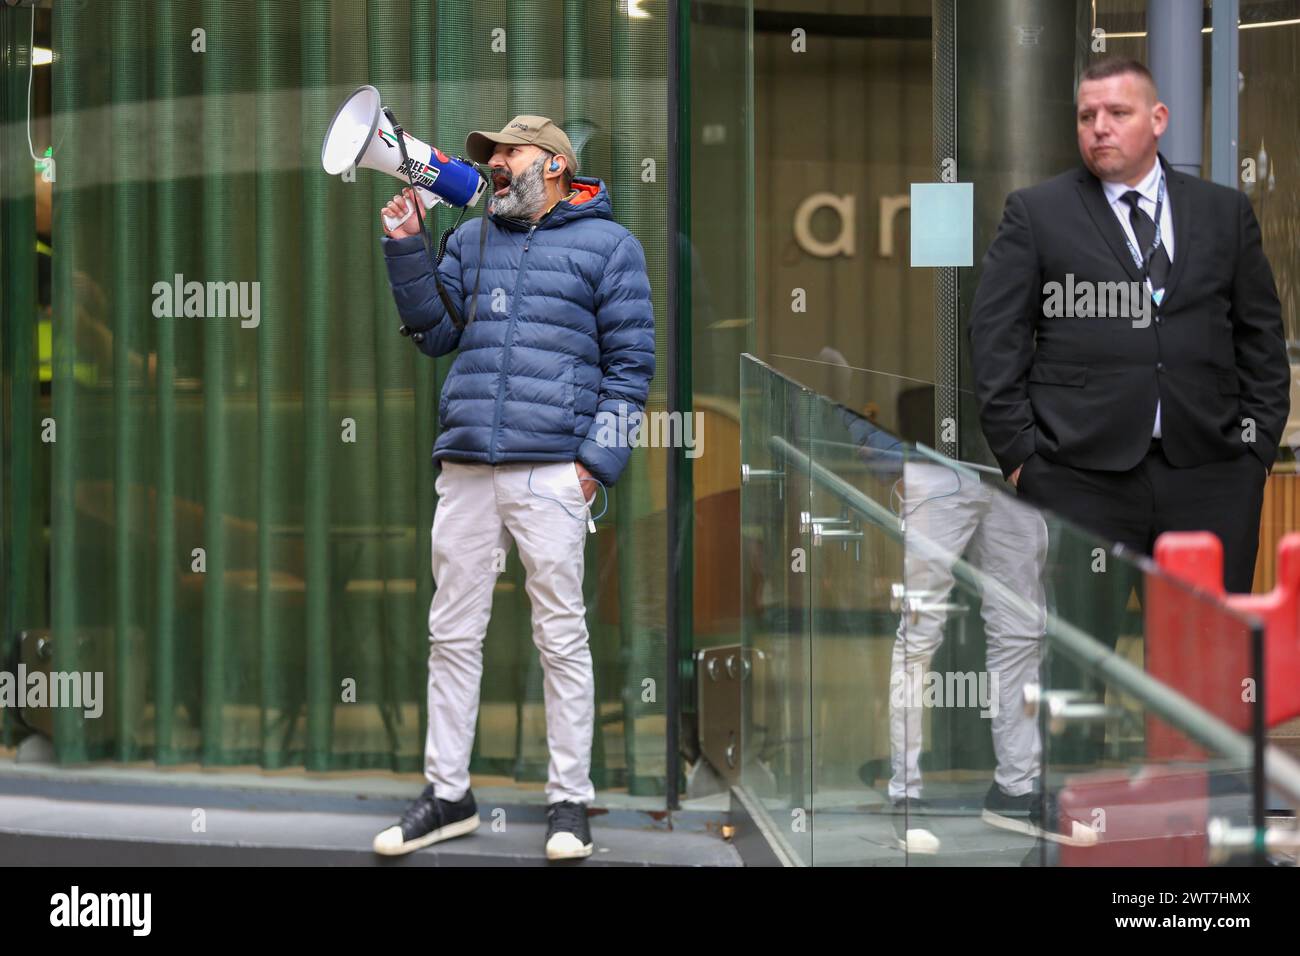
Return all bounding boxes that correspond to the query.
[1122,173,1165,283]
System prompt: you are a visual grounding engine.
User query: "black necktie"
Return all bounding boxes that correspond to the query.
[1121,189,1171,290]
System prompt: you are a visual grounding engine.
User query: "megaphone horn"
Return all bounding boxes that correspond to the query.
[321,85,488,230]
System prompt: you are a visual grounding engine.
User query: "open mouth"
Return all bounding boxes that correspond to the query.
[491,169,512,197]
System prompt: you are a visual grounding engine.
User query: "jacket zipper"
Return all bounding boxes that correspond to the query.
[489,222,539,460]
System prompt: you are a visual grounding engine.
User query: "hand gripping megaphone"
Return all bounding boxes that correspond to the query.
[321,85,488,230]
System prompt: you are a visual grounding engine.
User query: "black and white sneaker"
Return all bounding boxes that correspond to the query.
[890,797,941,854]
[372,785,480,856]
[981,782,1097,847]
[545,801,594,861]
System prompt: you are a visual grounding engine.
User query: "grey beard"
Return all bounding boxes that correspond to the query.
[489,156,548,220]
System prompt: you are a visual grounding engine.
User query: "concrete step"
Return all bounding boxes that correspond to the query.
[0,791,741,866]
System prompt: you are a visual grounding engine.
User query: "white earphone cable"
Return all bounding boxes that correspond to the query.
[26,6,40,161]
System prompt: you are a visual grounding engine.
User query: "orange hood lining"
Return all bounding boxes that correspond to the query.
[568,181,599,206]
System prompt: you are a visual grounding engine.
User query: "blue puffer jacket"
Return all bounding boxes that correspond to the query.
[382,177,656,487]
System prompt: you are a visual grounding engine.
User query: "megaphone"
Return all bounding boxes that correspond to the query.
[321,85,488,230]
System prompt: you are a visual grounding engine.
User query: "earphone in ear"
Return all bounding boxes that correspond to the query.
[549,161,560,171]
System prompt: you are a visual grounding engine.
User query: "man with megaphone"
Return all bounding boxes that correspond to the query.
[369,115,655,862]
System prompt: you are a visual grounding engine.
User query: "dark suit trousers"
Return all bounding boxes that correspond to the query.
[1016,444,1266,766]
[1017,442,1267,594]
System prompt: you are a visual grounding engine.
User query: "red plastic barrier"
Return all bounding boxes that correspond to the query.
[1149,531,1300,747]
[1052,532,1293,864]
[1057,767,1208,866]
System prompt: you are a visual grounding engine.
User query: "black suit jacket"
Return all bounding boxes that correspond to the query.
[969,153,1289,479]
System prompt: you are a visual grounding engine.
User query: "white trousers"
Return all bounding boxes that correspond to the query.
[424,460,595,805]
[888,461,1049,801]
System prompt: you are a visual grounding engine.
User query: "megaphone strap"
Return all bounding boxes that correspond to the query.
[383,103,483,336]
[464,211,490,330]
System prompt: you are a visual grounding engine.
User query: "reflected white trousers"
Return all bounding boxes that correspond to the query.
[424,460,595,805]
[888,461,1049,801]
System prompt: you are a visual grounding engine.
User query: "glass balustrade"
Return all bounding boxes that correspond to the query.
[740,353,1300,866]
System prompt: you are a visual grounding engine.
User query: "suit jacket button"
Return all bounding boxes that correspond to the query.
[1156,362,1165,372]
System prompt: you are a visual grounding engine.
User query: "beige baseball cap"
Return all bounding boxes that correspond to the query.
[465,115,578,174]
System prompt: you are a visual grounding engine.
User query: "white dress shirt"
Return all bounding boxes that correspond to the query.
[1102,157,1173,438]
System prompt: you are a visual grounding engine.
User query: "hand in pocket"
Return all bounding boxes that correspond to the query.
[574,461,596,505]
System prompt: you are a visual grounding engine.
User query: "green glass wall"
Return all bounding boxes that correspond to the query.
[2,0,672,795]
